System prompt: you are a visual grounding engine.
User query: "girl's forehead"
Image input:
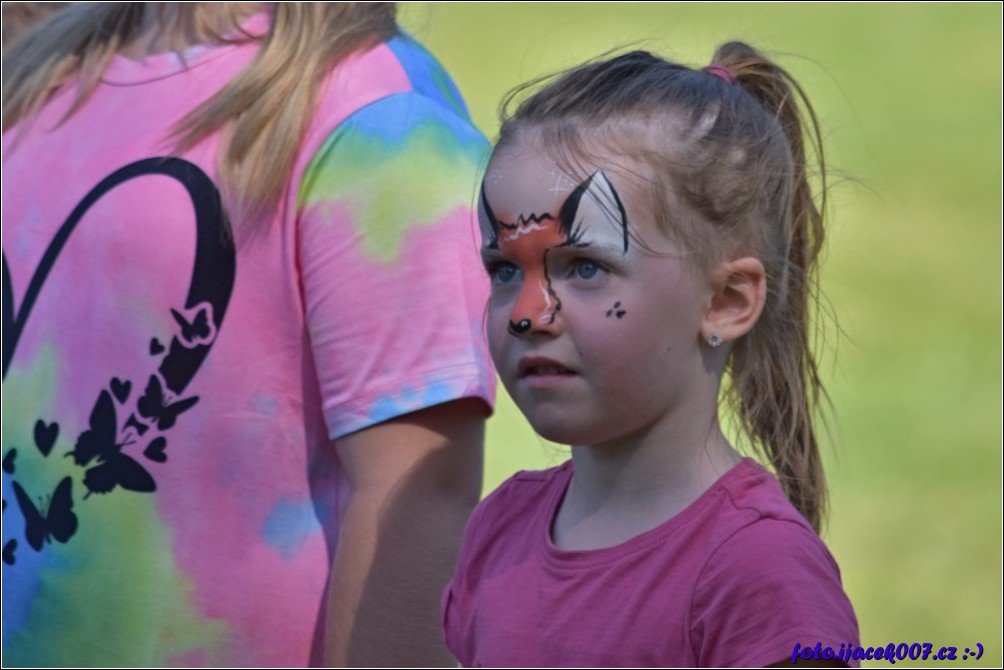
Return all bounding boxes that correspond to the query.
[485,148,631,213]
[481,146,701,265]
[484,150,572,199]
[482,148,653,258]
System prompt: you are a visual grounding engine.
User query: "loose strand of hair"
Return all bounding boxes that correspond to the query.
[170,3,397,221]
[4,3,398,226]
[2,4,143,133]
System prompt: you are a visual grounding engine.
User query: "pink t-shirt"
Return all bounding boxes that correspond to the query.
[2,18,494,667]
[443,459,859,667]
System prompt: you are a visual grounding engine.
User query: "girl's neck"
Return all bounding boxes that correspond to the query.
[553,401,742,551]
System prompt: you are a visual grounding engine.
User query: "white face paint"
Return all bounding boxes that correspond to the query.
[480,167,630,334]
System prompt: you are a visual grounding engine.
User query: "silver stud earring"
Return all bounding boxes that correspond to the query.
[707,333,722,348]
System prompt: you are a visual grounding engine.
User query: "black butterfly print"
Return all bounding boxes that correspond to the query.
[70,391,116,467]
[3,539,16,565]
[69,390,156,496]
[2,158,236,551]
[170,303,217,348]
[137,374,199,431]
[111,377,132,403]
[83,455,156,496]
[3,448,15,474]
[34,420,58,457]
[13,476,78,551]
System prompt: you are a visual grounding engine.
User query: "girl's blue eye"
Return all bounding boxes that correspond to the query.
[574,260,602,280]
[490,262,520,284]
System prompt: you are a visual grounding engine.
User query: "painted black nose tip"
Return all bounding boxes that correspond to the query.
[509,319,531,335]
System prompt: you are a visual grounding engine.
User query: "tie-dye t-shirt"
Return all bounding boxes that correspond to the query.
[1,21,494,668]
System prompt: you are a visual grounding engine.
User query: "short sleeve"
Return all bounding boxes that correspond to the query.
[691,518,860,667]
[297,92,495,439]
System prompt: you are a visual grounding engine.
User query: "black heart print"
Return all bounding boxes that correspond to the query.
[2,157,236,557]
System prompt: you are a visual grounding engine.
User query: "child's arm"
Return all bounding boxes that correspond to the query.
[324,398,485,666]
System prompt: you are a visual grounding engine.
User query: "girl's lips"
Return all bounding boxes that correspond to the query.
[517,356,577,379]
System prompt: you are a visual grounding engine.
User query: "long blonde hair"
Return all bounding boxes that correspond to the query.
[3,2,397,218]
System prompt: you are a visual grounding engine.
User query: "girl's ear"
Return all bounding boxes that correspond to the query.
[701,257,766,345]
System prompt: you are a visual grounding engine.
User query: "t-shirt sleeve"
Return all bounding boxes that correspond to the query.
[441,488,488,666]
[296,92,496,440]
[691,518,861,667]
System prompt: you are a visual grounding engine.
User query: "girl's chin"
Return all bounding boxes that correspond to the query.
[523,415,607,448]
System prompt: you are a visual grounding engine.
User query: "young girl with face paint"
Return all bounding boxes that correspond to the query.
[443,44,860,667]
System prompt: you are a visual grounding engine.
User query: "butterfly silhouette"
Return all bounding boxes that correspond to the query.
[136,374,199,431]
[170,303,217,348]
[69,390,156,496]
[12,476,78,551]
[2,539,16,565]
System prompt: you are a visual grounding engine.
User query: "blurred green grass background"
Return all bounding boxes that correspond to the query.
[400,3,1002,666]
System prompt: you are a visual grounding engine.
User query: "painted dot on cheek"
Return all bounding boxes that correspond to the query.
[606,301,624,318]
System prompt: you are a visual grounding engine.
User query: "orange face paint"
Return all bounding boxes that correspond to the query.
[495,214,567,333]
[482,171,624,335]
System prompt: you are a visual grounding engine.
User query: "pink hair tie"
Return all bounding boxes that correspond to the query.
[703,64,736,84]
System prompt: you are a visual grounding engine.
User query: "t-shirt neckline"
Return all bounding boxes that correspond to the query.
[100,12,269,86]
[540,457,761,569]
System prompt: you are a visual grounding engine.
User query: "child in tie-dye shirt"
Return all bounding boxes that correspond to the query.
[2,4,493,666]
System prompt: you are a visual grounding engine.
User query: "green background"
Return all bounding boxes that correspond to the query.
[402,3,1002,666]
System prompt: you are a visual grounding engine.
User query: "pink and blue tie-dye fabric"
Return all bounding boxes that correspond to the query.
[1,22,493,667]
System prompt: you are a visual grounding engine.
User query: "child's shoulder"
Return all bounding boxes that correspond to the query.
[706,458,839,571]
[480,461,572,512]
[464,461,572,544]
[689,460,859,666]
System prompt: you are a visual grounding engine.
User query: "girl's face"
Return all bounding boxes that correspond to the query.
[480,144,715,447]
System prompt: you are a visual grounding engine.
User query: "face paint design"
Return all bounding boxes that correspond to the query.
[481,170,629,336]
[480,151,716,450]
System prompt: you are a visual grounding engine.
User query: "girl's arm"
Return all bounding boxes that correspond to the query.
[325,398,485,666]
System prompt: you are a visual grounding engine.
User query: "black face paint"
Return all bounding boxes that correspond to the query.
[481,171,631,336]
[509,319,532,335]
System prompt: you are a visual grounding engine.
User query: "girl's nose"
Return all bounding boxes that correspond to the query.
[508,275,560,337]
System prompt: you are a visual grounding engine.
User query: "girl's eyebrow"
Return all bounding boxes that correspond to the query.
[546,243,626,265]
[556,240,625,255]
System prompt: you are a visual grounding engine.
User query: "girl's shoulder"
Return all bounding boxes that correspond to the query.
[704,458,840,572]
[715,458,814,521]
[462,462,573,549]
[479,461,573,516]
[294,33,488,212]
[688,460,859,666]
